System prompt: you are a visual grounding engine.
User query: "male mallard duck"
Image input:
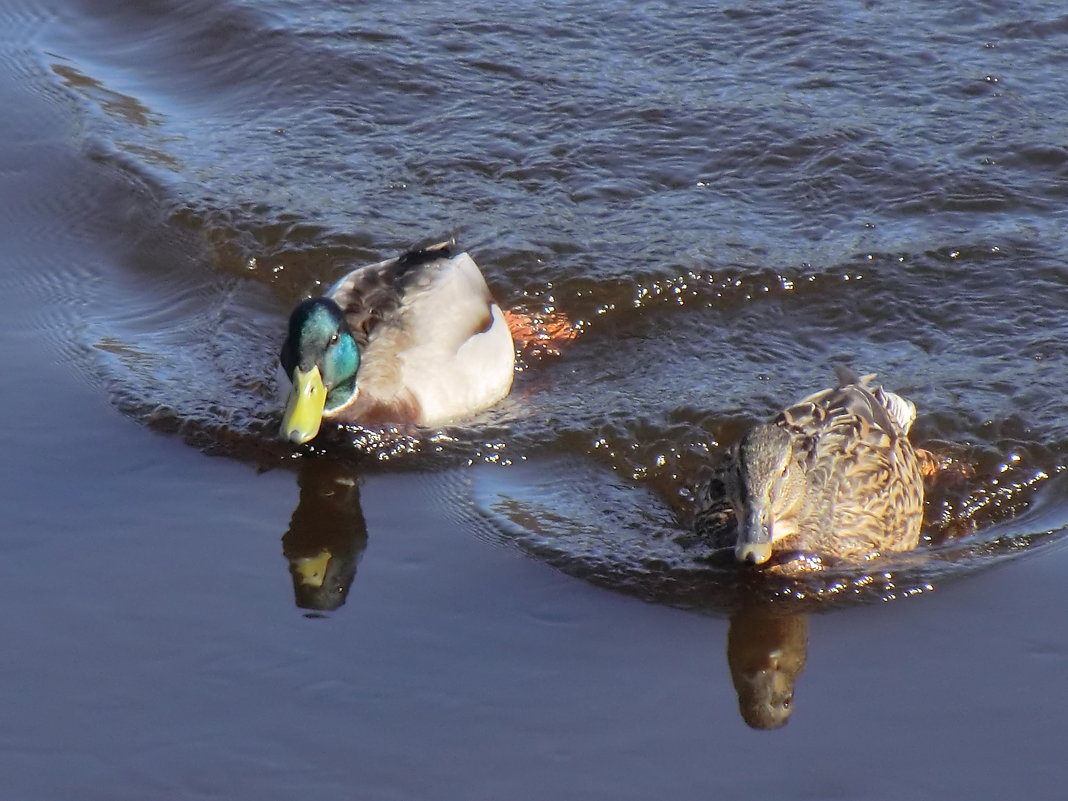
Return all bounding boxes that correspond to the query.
[280,241,515,444]
[695,367,924,565]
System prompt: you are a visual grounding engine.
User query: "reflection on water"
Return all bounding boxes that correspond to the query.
[213,448,1068,729]
[719,474,1068,730]
[726,607,808,730]
[467,457,1068,612]
[281,458,368,614]
[50,61,161,128]
[27,0,1068,618]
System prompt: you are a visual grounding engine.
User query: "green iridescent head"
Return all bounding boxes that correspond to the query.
[279,298,359,444]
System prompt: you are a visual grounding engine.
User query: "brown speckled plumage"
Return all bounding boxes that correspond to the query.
[695,368,924,563]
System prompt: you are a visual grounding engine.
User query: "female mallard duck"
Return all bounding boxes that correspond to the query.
[279,241,515,444]
[695,367,924,565]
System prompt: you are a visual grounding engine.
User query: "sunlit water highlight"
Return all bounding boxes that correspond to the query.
[26,0,1068,612]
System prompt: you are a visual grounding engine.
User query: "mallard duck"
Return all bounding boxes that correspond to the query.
[283,459,368,612]
[695,367,924,565]
[280,240,515,444]
[727,607,808,729]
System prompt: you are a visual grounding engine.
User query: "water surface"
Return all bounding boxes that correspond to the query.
[3,1,1068,797]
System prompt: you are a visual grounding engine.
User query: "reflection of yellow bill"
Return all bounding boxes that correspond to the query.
[282,365,327,444]
[294,549,332,588]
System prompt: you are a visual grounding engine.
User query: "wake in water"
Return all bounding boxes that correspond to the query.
[57,183,1068,613]
[29,0,1068,614]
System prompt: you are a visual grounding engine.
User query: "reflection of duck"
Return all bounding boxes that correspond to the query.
[282,458,369,612]
[280,240,515,444]
[696,367,924,565]
[727,606,808,730]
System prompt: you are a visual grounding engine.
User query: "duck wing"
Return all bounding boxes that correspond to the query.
[328,241,498,352]
[777,374,923,555]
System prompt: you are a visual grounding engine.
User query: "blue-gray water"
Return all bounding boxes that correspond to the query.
[3,1,1068,797]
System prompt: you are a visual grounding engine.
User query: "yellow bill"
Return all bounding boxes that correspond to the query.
[282,365,327,444]
[293,549,333,588]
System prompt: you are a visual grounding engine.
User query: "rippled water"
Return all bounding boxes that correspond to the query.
[5,0,1068,795]
[37,0,1068,598]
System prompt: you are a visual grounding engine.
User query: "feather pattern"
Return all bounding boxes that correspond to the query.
[695,369,924,563]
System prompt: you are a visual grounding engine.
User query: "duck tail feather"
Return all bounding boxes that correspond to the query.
[833,364,881,389]
[399,237,457,266]
[833,364,862,387]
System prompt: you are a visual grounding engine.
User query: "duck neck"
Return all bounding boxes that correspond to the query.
[325,375,357,412]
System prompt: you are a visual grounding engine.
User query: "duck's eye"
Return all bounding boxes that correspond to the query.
[329,333,339,346]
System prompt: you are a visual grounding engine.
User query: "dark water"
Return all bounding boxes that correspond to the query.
[4,1,1068,797]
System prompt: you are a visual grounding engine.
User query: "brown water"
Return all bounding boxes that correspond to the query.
[4,1,1068,797]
